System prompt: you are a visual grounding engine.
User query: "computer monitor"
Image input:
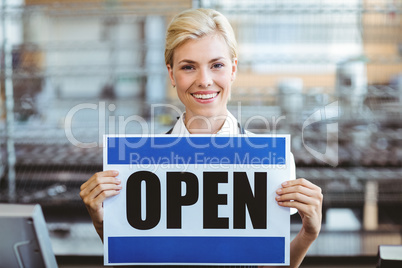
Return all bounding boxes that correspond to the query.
[0,203,58,268]
[377,245,402,268]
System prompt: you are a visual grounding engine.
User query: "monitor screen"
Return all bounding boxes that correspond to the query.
[0,204,58,268]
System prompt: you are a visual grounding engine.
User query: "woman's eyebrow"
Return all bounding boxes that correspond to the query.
[178,59,196,64]
[209,57,226,63]
[178,57,227,65]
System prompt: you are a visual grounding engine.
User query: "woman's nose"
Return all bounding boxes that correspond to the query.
[197,69,213,88]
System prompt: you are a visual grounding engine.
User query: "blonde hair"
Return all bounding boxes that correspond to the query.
[165,8,237,67]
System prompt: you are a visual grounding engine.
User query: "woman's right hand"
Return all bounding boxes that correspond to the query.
[79,170,121,241]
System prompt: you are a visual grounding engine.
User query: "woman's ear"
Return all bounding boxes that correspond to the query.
[231,58,238,82]
[167,64,176,87]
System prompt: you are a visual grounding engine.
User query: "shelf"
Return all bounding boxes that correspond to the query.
[0,2,400,17]
[211,3,402,14]
[1,0,193,16]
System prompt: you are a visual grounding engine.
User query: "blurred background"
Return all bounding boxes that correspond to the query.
[0,0,401,267]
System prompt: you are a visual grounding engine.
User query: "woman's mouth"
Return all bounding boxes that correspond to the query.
[191,92,219,100]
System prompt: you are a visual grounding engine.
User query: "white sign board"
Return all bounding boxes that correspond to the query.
[103,135,291,266]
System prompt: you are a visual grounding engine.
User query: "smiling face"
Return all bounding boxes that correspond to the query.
[167,34,237,119]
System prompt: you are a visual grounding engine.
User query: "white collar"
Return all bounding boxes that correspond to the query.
[169,111,240,135]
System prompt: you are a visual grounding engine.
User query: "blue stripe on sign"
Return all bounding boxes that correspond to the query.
[108,236,285,264]
[107,136,286,165]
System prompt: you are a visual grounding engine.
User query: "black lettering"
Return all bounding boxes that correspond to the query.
[203,172,229,229]
[234,172,267,229]
[167,172,199,228]
[126,171,161,230]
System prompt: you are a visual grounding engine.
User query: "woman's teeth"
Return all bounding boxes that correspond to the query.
[192,93,218,99]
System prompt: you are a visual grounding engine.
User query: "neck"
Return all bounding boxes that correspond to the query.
[184,110,228,134]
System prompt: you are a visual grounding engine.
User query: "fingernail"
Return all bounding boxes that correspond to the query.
[116,178,121,183]
[113,170,119,175]
[282,181,288,186]
[276,188,282,194]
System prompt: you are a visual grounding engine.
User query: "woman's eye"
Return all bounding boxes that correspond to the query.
[181,65,194,70]
[212,63,224,69]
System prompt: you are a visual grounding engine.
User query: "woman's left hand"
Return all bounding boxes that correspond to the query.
[276,178,323,239]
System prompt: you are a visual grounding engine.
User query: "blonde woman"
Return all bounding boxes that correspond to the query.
[80,8,323,268]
